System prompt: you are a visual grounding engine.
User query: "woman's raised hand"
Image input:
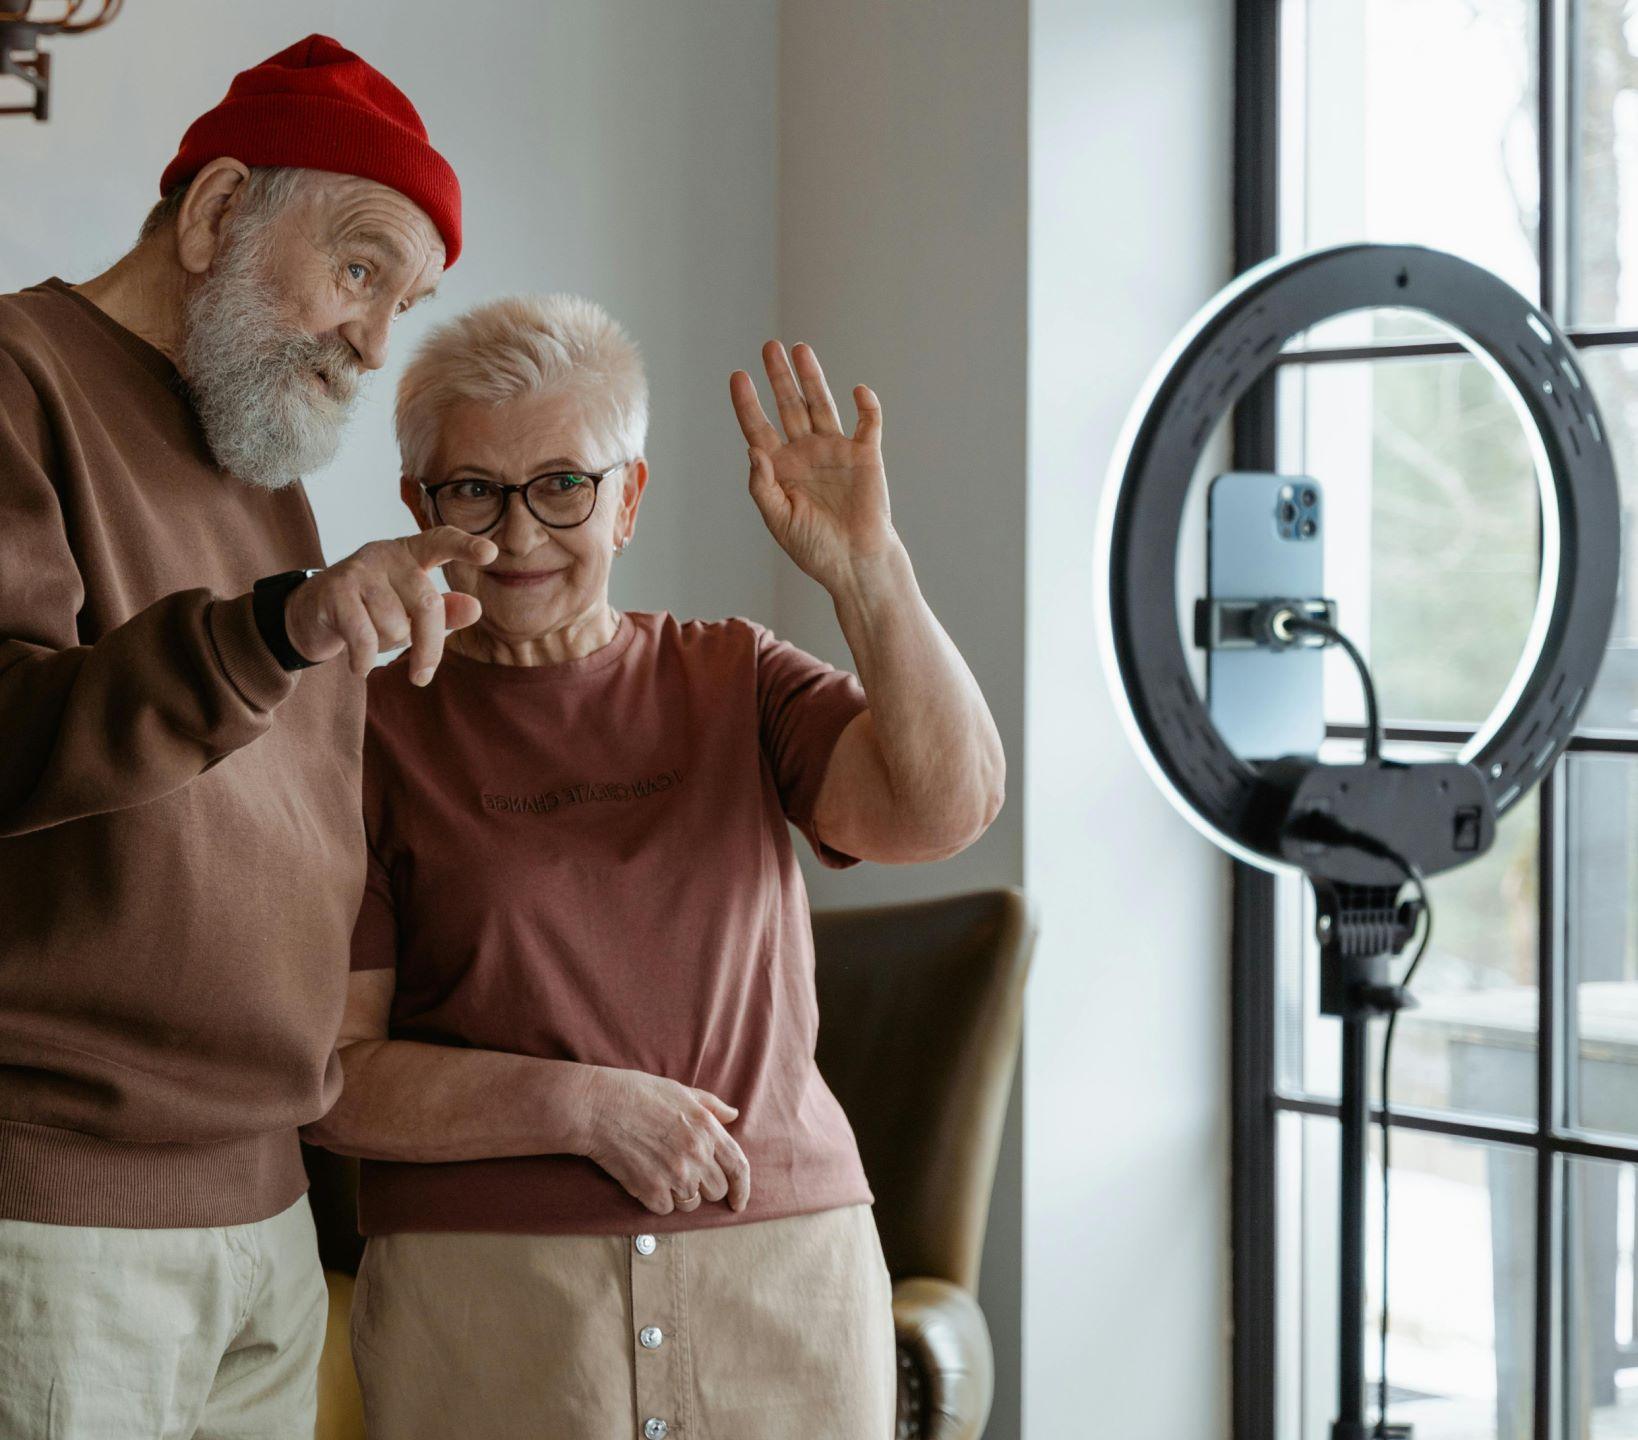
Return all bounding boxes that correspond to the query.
[729,341,898,589]
[578,1066,751,1216]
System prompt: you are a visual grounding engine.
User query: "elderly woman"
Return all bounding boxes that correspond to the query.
[305,294,1004,1440]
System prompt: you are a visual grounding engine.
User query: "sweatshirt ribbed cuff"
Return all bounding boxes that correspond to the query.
[207,591,300,713]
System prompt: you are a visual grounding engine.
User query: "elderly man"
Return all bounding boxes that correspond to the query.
[0,34,495,1438]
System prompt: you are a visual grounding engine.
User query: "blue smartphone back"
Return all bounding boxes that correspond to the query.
[1206,473,1326,761]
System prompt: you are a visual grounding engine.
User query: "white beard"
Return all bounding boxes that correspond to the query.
[181,232,363,491]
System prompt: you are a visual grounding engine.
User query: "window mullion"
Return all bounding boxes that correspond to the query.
[1538,6,1570,1431]
[1537,761,1567,1438]
[1563,0,1584,327]
[1540,0,1568,320]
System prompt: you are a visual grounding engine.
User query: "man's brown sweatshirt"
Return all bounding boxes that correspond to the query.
[0,279,365,1228]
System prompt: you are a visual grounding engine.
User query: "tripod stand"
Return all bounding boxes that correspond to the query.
[1314,878,1424,1440]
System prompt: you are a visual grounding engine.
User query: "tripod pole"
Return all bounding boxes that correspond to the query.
[1334,1003,1371,1440]
[1316,880,1420,1440]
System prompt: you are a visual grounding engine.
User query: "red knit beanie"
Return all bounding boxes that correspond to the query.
[159,34,462,266]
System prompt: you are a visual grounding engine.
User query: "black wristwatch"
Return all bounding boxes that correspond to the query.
[252,569,320,672]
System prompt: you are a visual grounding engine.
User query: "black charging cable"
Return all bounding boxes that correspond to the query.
[1376,858,1431,1437]
[1272,609,1384,763]
[1269,609,1427,1436]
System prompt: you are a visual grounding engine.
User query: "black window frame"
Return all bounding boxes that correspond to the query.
[1232,4,1638,1437]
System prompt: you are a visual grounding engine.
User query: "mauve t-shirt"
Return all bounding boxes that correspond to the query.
[349,610,875,1235]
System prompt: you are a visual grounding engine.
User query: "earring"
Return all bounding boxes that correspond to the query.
[614,537,629,558]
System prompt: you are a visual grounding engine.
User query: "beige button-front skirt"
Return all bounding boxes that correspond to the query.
[350,1203,896,1440]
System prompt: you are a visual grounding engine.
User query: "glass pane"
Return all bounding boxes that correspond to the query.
[1276,356,1542,731]
[1378,788,1541,1126]
[1281,1118,1535,1439]
[1568,754,1638,1141]
[1571,3,1638,328]
[1287,307,1461,356]
[1288,0,1538,301]
[1567,1157,1638,1438]
[1276,1110,1307,1439]
[1276,868,1317,1097]
[1571,349,1638,734]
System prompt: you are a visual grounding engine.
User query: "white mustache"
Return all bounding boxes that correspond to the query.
[292,336,363,406]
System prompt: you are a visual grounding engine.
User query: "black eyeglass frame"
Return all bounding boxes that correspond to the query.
[419,459,631,534]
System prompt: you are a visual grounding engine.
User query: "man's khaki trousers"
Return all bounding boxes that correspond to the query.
[0,1195,326,1439]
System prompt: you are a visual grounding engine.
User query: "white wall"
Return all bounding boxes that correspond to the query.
[1024,2,1233,1438]
[0,0,783,629]
[775,6,1029,1436]
[774,0,1029,912]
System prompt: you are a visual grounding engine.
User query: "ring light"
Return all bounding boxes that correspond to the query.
[1094,243,1621,1440]
[1095,243,1619,886]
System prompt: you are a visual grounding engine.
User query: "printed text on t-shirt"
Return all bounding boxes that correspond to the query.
[480,768,684,816]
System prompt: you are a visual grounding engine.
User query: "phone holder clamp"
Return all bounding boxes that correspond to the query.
[1194,596,1337,651]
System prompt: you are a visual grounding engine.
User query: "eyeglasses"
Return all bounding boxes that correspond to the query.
[420,460,629,535]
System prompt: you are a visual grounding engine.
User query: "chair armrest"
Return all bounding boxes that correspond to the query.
[316,1270,366,1440]
[892,1276,995,1440]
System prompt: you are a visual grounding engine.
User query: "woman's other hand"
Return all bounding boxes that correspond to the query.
[579,1067,751,1216]
[729,341,899,589]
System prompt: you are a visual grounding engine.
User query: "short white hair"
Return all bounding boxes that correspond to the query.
[395,293,649,478]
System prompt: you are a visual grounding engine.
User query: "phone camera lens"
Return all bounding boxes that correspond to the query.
[1300,519,1317,538]
[1301,489,1317,507]
[1280,501,1297,523]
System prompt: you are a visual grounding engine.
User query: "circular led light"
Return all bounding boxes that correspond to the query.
[1095,243,1620,875]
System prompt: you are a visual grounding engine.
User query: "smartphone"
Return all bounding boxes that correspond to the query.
[1205,472,1326,762]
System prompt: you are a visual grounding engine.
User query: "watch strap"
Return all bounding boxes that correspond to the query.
[251,569,319,672]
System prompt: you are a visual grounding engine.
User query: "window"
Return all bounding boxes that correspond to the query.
[1235,3,1638,1437]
